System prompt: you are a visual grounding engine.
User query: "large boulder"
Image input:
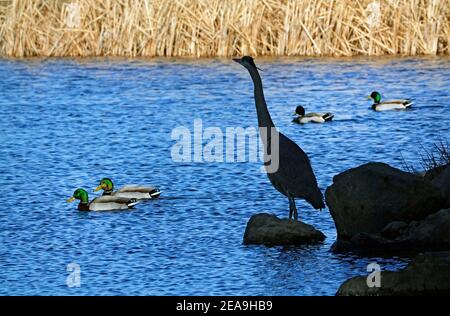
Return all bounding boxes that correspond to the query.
[432,164,450,207]
[243,213,325,246]
[325,162,445,240]
[336,252,450,295]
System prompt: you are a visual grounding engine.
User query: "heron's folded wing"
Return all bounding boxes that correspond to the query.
[275,136,321,194]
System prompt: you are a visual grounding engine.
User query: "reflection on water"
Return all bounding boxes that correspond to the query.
[0,56,448,295]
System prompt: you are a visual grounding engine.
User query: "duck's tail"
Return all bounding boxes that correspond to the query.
[404,99,413,108]
[323,113,334,121]
[128,198,139,208]
[150,189,161,198]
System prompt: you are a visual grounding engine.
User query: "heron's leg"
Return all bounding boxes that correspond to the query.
[292,198,298,221]
[288,197,293,219]
[288,196,298,220]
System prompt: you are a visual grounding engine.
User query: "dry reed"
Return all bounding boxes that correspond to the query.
[0,0,448,57]
[401,139,450,175]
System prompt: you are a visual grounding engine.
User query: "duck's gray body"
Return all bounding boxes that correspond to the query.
[109,185,161,200]
[372,100,413,111]
[234,57,324,220]
[84,196,138,211]
[293,112,334,124]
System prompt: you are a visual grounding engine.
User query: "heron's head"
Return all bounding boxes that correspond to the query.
[294,105,305,117]
[368,91,382,104]
[233,56,262,71]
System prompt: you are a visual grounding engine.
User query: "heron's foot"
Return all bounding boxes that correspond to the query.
[289,205,299,221]
[289,207,299,221]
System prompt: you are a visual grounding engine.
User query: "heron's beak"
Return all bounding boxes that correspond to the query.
[93,184,103,192]
[232,58,243,65]
[233,58,264,72]
[66,196,76,203]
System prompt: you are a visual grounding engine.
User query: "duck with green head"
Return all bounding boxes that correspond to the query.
[94,178,161,200]
[67,188,138,211]
[368,91,413,111]
[292,105,334,124]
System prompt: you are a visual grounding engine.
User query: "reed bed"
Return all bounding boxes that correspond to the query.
[0,0,448,57]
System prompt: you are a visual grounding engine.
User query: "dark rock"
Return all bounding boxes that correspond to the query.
[381,221,408,239]
[332,209,450,255]
[432,164,450,207]
[243,213,325,246]
[330,239,355,253]
[325,162,445,240]
[336,233,407,256]
[336,252,450,295]
[402,209,450,246]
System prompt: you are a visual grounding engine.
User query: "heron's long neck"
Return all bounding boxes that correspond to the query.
[248,67,275,129]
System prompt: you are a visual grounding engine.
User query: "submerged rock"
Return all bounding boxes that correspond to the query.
[243,213,325,246]
[336,252,450,295]
[332,209,450,254]
[325,162,445,240]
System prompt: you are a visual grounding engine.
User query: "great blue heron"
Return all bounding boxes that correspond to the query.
[233,56,325,220]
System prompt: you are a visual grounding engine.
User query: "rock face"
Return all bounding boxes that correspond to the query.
[325,162,445,240]
[243,213,325,246]
[336,252,450,295]
[432,164,450,208]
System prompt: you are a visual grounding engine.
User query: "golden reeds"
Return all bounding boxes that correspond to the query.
[0,0,448,57]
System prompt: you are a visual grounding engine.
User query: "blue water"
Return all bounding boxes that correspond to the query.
[0,56,448,295]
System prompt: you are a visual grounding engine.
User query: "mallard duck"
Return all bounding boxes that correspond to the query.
[292,105,334,124]
[66,188,138,211]
[94,178,161,200]
[368,91,413,111]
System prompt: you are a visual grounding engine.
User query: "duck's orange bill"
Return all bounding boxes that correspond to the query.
[66,196,76,203]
